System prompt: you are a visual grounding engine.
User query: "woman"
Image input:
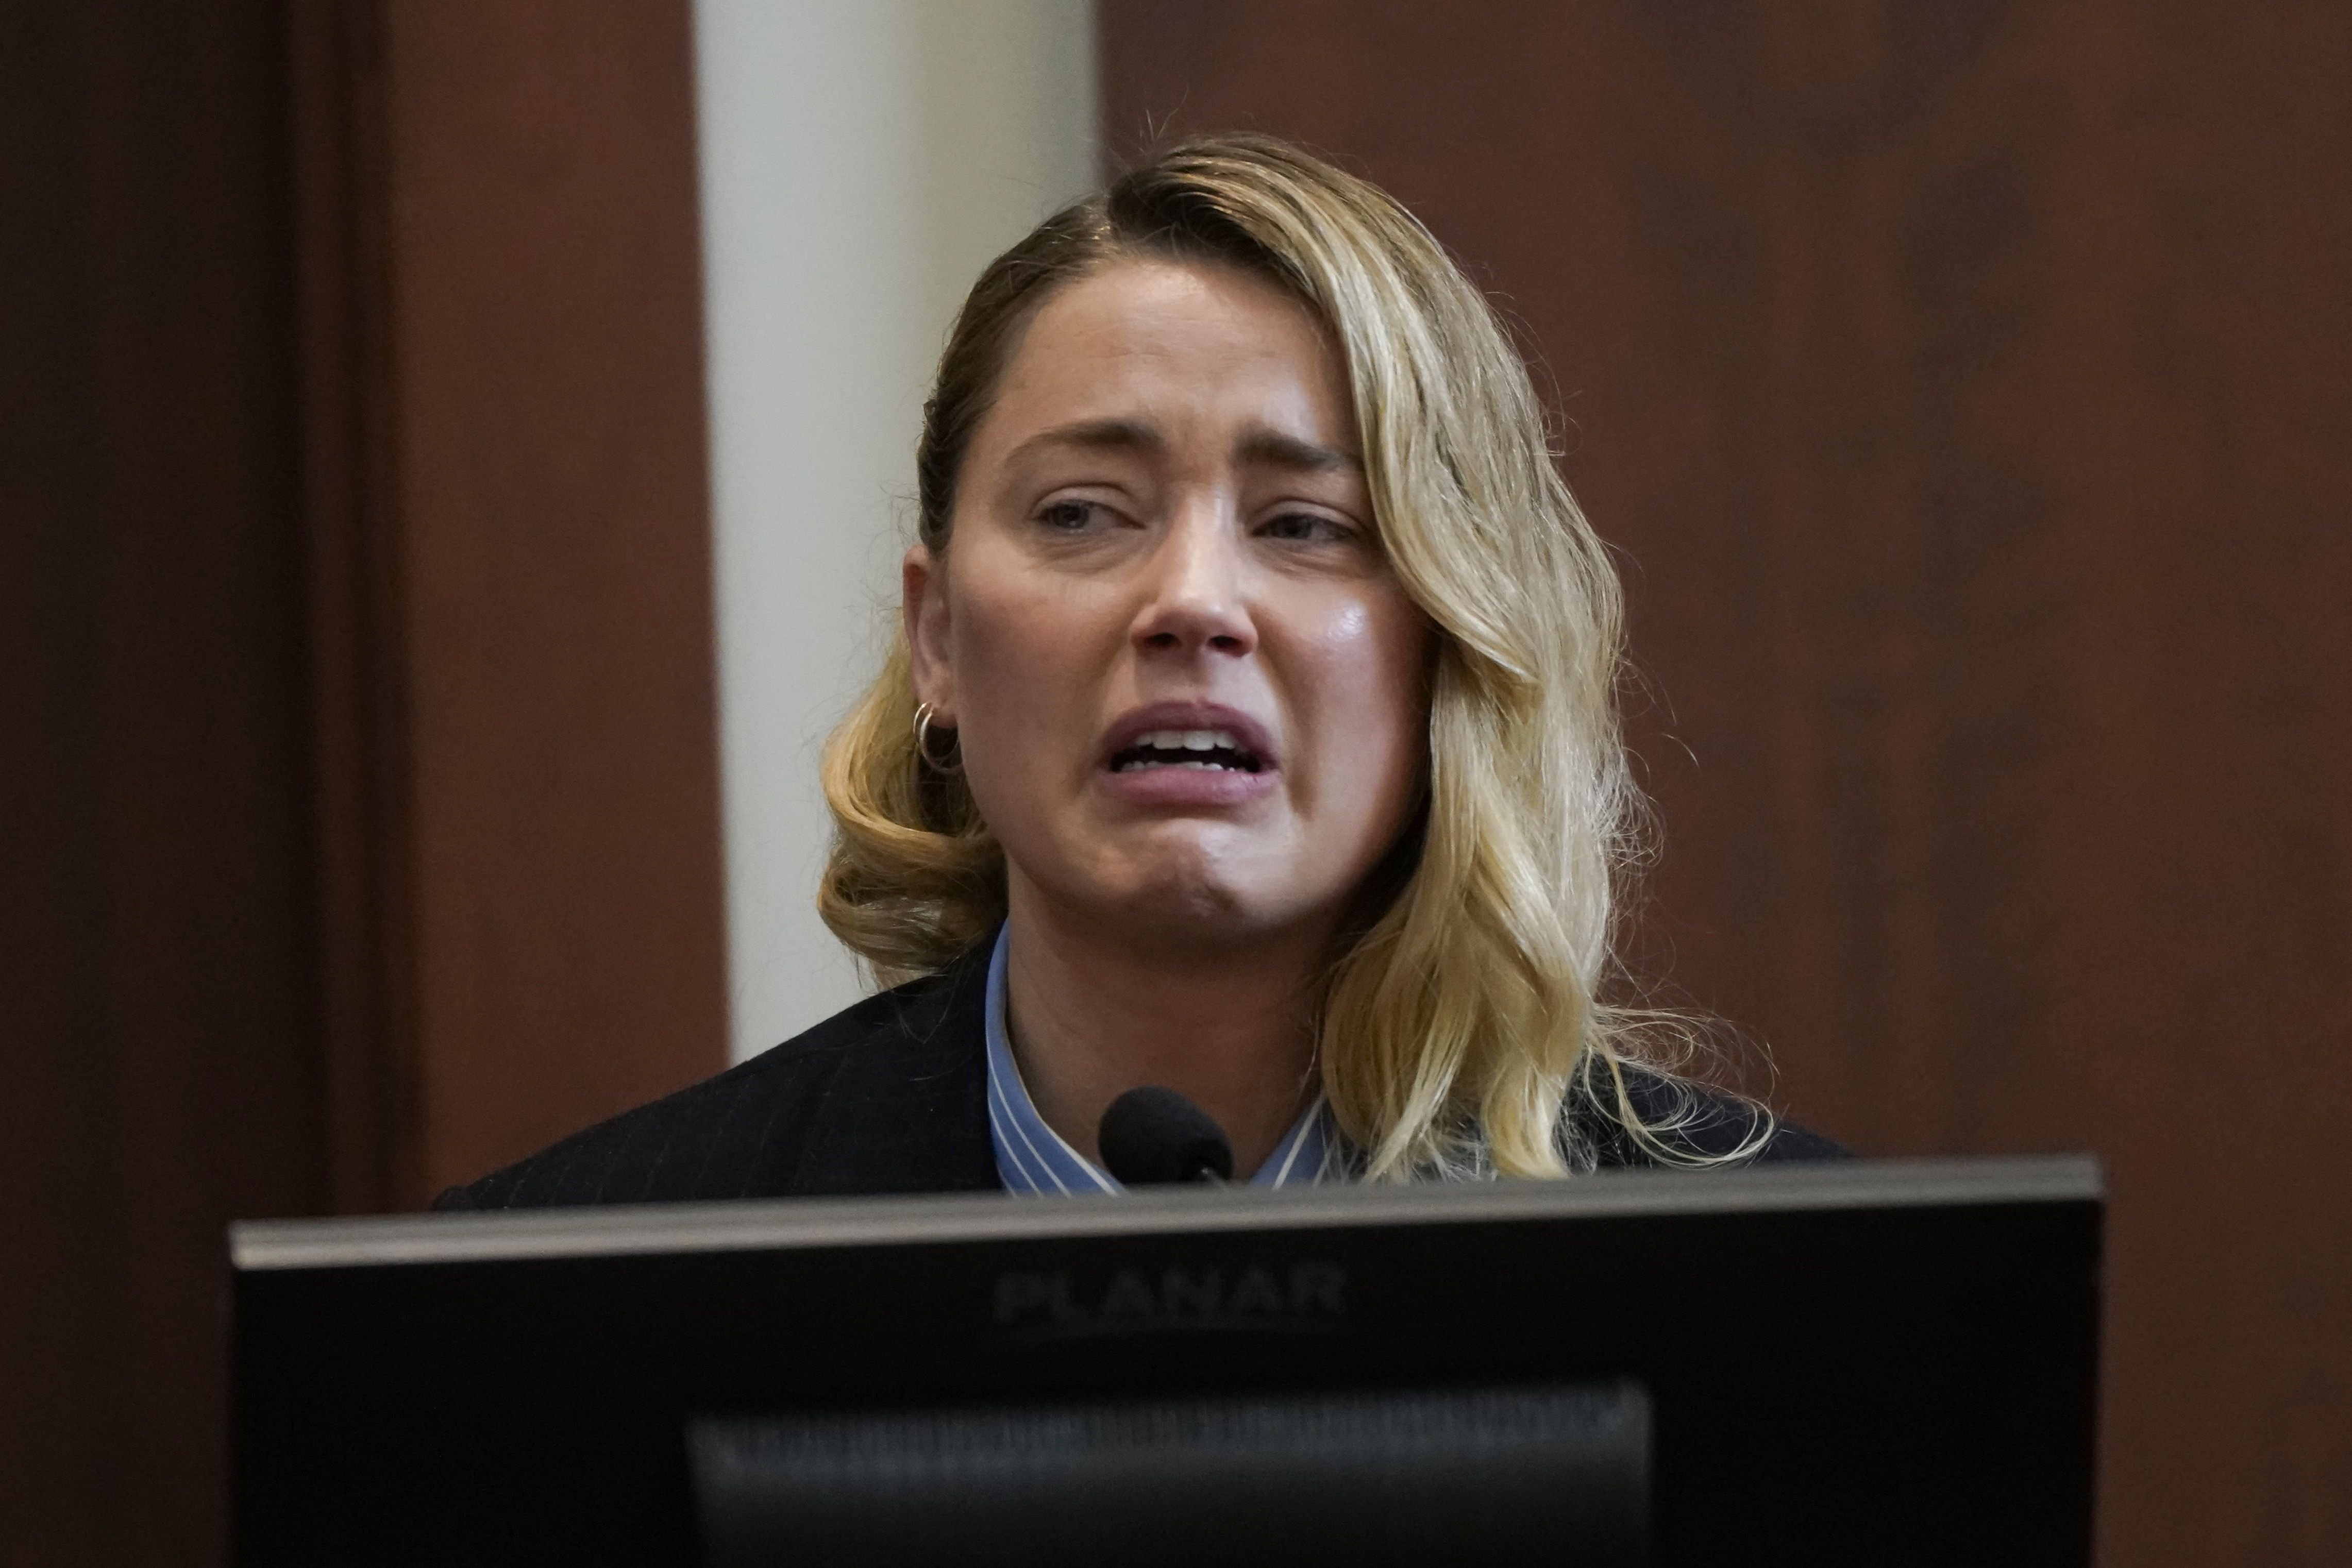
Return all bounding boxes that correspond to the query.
[438,134,1837,1211]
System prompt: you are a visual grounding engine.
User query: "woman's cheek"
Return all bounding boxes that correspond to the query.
[953,592,1089,831]
[1321,589,1431,833]
[1322,598,1374,651]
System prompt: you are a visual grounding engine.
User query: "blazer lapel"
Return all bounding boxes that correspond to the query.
[790,941,999,1195]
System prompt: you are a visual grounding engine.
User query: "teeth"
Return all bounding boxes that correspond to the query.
[1136,729,1238,752]
[1112,726,1259,774]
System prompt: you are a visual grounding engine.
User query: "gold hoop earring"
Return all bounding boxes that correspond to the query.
[913,702,963,774]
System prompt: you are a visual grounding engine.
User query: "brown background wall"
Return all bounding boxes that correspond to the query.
[2,5,323,1560]
[379,1,726,1201]
[2,1,725,1559]
[297,0,729,1210]
[1102,3,2351,1564]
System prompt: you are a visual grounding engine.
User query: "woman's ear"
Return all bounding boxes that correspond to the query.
[903,544,953,718]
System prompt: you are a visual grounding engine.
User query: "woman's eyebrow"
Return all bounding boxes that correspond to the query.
[1006,418,1162,465]
[1235,428,1361,475]
[1003,419,1360,475]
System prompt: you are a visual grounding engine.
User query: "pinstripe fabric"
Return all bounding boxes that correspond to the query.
[979,924,1335,1195]
[431,928,1844,1213]
[433,945,1002,1209]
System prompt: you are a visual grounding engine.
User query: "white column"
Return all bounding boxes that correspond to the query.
[694,0,1099,1060]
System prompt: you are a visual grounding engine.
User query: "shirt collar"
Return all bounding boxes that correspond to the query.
[982,924,1334,1195]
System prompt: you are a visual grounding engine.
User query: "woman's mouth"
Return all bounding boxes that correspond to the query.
[1095,706,1280,809]
[1107,729,1267,774]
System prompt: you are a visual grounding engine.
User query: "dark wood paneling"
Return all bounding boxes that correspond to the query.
[290,0,415,1217]
[382,0,727,1198]
[0,3,325,1559]
[300,0,730,1203]
[3,0,727,1557]
[1103,4,2352,1563]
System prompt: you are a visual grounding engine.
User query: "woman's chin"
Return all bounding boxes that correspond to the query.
[1007,814,1343,948]
[1061,852,1320,948]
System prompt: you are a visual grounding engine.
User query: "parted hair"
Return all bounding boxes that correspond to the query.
[818,134,1765,1178]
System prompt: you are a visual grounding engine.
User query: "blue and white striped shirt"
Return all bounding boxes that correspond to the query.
[981,924,1335,1194]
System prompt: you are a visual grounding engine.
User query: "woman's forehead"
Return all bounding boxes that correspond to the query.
[978,258,1354,458]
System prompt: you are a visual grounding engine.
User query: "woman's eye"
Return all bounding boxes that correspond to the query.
[1036,499,1102,532]
[1261,511,1351,543]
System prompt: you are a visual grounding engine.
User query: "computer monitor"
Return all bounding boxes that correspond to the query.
[230,1156,2100,1566]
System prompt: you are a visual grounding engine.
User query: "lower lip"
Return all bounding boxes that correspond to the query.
[1095,762,1280,809]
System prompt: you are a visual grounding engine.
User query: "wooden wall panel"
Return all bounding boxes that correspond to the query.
[0,4,325,1559]
[299,0,730,1205]
[1103,4,2352,1563]
[3,1,726,1558]
[383,1,727,1199]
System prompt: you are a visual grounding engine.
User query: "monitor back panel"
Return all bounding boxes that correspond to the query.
[231,1157,2101,1568]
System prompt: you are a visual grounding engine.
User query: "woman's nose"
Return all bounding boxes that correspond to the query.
[1130,504,1255,658]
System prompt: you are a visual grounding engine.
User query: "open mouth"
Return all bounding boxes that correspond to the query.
[1107,728,1266,774]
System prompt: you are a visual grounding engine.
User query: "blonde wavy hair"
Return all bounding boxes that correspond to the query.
[820,134,1765,1178]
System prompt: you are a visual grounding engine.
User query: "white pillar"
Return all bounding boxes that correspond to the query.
[694,0,1099,1060]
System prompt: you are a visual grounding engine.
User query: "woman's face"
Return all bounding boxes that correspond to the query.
[905,259,1432,949]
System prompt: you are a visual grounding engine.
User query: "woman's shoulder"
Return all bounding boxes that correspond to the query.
[430,951,996,1211]
[1575,1061,1849,1169]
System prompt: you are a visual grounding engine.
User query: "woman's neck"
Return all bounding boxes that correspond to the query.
[1001,886,1327,1180]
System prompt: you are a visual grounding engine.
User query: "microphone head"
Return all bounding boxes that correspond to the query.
[1098,1087,1234,1186]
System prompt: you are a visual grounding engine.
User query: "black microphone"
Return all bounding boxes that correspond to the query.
[1098,1087,1233,1186]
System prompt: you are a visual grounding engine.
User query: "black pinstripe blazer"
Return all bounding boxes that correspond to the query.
[432,939,1842,1211]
